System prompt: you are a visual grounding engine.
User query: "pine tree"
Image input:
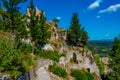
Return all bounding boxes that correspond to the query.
[15,13,28,47]
[0,8,9,30]
[1,0,28,49]
[37,11,50,46]
[28,0,50,51]
[67,13,81,46]
[81,27,88,47]
[2,0,27,34]
[108,36,120,80]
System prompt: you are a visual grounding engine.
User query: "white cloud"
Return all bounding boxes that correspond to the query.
[56,17,61,20]
[99,4,120,13]
[96,15,100,18]
[88,1,99,10]
[88,0,103,10]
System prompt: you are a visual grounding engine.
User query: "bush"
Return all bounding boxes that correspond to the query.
[70,58,75,63]
[71,69,94,80]
[94,54,105,75]
[86,72,94,80]
[15,42,33,53]
[49,64,67,78]
[36,50,61,62]
[0,34,34,79]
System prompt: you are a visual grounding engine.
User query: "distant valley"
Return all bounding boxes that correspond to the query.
[88,39,113,57]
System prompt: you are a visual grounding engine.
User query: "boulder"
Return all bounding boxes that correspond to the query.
[42,44,54,51]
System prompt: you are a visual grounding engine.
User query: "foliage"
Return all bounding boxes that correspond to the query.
[67,13,88,47]
[36,11,50,45]
[88,40,113,57]
[0,8,9,31]
[53,18,59,23]
[14,13,28,43]
[36,49,61,62]
[70,58,75,63]
[86,71,95,80]
[15,42,33,53]
[28,0,50,50]
[71,69,94,80]
[108,37,120,80]
[94,54,105,75]
[1,0,27,34]
[53,18,59,27]
[49,64,67,78]
[67,13,81,46]
[0,31,34,79]
[1,0,28,48]
[80,27,88,46]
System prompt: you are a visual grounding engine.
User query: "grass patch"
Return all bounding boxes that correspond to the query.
[36,49,62,62]
[94,54,105,75]
[71,69,94,80]
[48,64,67,78]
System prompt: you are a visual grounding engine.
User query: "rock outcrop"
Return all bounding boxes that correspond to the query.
[27,7,41,17]
[101,57,111,74]
[30,8,102,80]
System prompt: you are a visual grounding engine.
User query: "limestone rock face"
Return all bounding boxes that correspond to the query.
[101,57,111,74]
[101,57,109,65]
[59,48,101,79]
[46,21,67,41]
[42,44,54,51]
[49,73,62,80]
[47,22,59,40]
[27,7,41,17]
[25,8,102,79]
[72,51,100,77]
[31,59,53,80]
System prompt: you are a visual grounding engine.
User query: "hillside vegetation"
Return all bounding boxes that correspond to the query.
[88,40,113,57]
[0,0,119,80]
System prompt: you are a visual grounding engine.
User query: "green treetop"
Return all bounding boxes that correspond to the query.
[28,0,50,52]
[67,13,81,46]
[80,27,88,47]
[108,36,120,80]
[67,13,88,47]
[2,0,27,34]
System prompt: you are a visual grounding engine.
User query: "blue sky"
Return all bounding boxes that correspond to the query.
[19,0,120,40]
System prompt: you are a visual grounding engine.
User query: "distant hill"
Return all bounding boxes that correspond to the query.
[88,40,113,57]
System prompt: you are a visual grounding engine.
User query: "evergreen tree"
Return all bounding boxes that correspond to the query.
[2,0,27,34]
[1,0,28,48]
[0,31,34,79]
[108,36,120,80]
[30,11,50,47]
[0,8,9,30]
[81,27,88,47]
[15,13,28,47]
[37,11,50,45]
[67,13,81,46]
[28,0,50,51]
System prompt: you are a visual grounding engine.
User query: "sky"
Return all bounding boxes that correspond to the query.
[19,0,120,40]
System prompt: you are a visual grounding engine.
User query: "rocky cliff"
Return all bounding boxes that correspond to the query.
[30,20,102,80]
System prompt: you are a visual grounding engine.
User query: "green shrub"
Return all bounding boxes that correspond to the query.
[18,42,33,53]
[71,69,94,80]
[70,58,75,63]
[94,54,105,75]
[0,35,35,79]
[36,50,61,62]
[86,72,94,80]
[71,69,88,80]
[49,64,67,78]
